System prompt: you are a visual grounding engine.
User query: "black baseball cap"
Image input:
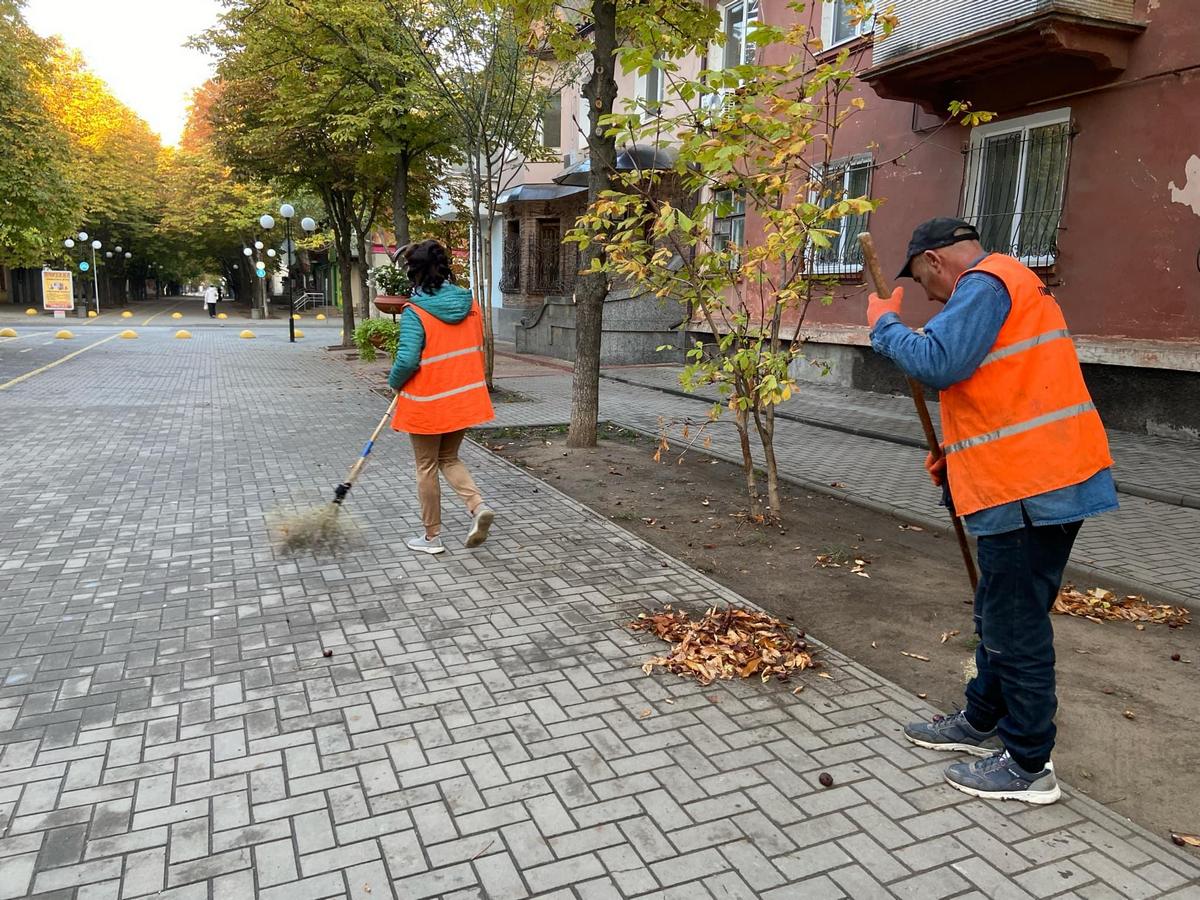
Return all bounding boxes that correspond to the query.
[897,217,981,279]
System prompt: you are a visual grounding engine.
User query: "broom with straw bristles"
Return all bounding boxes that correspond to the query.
[269,396,398,554]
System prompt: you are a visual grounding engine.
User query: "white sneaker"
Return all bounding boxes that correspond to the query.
[406,535,445,555]
[466,505,495,548]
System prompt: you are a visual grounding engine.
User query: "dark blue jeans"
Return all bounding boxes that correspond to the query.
[964,515,1081,772]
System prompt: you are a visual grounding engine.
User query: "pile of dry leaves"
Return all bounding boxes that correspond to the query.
[630,605,818,686]
[1054,586,1190,628]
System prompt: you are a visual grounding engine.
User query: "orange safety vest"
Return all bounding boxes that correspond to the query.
[391,302,494,435]
[940,254,1112,517]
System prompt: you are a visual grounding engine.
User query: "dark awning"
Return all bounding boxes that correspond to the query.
[553,145,679,186]
[496,183,588,205]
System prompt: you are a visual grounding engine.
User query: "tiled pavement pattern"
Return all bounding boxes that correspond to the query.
[597,365,1200,506]
[2,324,1199,900]
[488,367,1200,603]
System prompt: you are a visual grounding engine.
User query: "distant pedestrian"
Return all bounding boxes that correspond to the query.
[388,239,495,555]
[868,218,1118,805]
[203,283,218,317]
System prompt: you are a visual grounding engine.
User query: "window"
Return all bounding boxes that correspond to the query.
[636,59,663,113]
[500,220,521,292]
[712,189,746,268]
[532,219,562,293]
[962,108,1072,265]
[821,0,872,50]
[722,0,760,69]
[811,155,872,273]
[541,91,562,149]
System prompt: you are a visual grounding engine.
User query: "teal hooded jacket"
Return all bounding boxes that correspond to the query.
[386,282,475,391]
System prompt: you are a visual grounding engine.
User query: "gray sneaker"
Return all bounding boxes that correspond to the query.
[406,535,445,555]
[945,750,1060,805]
[904,710,1003,757]
[465,505,494,548]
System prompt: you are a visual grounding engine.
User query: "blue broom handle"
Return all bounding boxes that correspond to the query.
[344,396,399,486]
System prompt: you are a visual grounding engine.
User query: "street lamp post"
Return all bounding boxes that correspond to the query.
[261,204,315,344]
[88,238,102,313]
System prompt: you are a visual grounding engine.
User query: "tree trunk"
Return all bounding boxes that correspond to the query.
[356,230,372,322]
[567,0,619,449]
[735,406,762,519]
[392,150,411,248]
[337,232,355,345]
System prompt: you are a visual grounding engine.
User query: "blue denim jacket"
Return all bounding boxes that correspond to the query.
[869,264,1118,537]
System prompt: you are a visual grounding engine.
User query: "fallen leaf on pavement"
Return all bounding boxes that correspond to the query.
[940,630,960,643]
[830,481,846,488]
[818,672,832,679]
[792,686,804,695]
[899,524,924,532]
[630,605,818,686]
[639,708,653,719]
[1054,585,1189,627]
[902,652,931,662]
[871,641,877,649]
[1171,832,1200,847]
[1123,709,1136,719]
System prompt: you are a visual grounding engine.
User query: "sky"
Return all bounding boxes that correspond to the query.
[24,0,223,146]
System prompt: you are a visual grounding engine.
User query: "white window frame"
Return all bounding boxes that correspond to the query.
[712,188,747,271]
[963,107,1071,268]
[809,153,873,274]
[820,0,873,52]
[635,59,664,113]
[577,90,591,152]
[705,1,760,113]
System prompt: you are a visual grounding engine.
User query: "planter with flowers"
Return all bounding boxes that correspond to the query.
[371,264,412,318]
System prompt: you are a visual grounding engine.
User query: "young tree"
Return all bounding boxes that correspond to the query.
[516,0,715,446]
[389,0,562,387]
[570,1,985,520]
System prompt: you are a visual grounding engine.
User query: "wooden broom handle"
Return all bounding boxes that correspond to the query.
[858,232,979,591]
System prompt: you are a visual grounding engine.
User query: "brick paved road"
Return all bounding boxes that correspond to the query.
[2,321,1198,898]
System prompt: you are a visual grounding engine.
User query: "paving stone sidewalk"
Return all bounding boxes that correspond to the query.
[597,364,1200,507]
[487,361,1200,604]
[1,328,1199,899]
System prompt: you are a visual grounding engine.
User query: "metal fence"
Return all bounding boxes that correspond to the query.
[960,121,1073,264]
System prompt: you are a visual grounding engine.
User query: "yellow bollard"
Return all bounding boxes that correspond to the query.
[240,330,255,339]
[171,312,183,319]
[120,329,138,339]
[25,308,38,316]
[292,313,301,320]
[217,312,228,320]
[121,310,133,318]
[55,329,74,339]
[87,310,98,318]
[175,330,192,339]
[294,329,304,339]
[0,328,16,338]
[316,313,326,320]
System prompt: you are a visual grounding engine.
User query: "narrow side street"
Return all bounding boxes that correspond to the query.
[1,313,1197,898]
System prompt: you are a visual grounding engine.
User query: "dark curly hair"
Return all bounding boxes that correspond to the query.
[396,239,455,293]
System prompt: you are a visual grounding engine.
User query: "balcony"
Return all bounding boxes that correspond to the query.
[862,0,1146,113]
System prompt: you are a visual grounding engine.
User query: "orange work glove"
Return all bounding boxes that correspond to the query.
[924,450,947,487]
[867,286,903,329]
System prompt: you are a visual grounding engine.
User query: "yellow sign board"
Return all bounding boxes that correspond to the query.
[41,269,75,311]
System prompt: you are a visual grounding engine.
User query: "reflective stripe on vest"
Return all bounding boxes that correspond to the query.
[978,327,1071,368]
[944,400,1097,456]
[423,345,484,365]
[399,380,488,403]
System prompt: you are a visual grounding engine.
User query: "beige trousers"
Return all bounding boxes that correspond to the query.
[410,430,483,537]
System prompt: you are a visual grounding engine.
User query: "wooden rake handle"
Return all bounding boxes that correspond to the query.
[858,232,979,592]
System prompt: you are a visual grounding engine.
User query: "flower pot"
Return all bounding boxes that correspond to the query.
[373,295,410,317]
[367,331,391,351]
